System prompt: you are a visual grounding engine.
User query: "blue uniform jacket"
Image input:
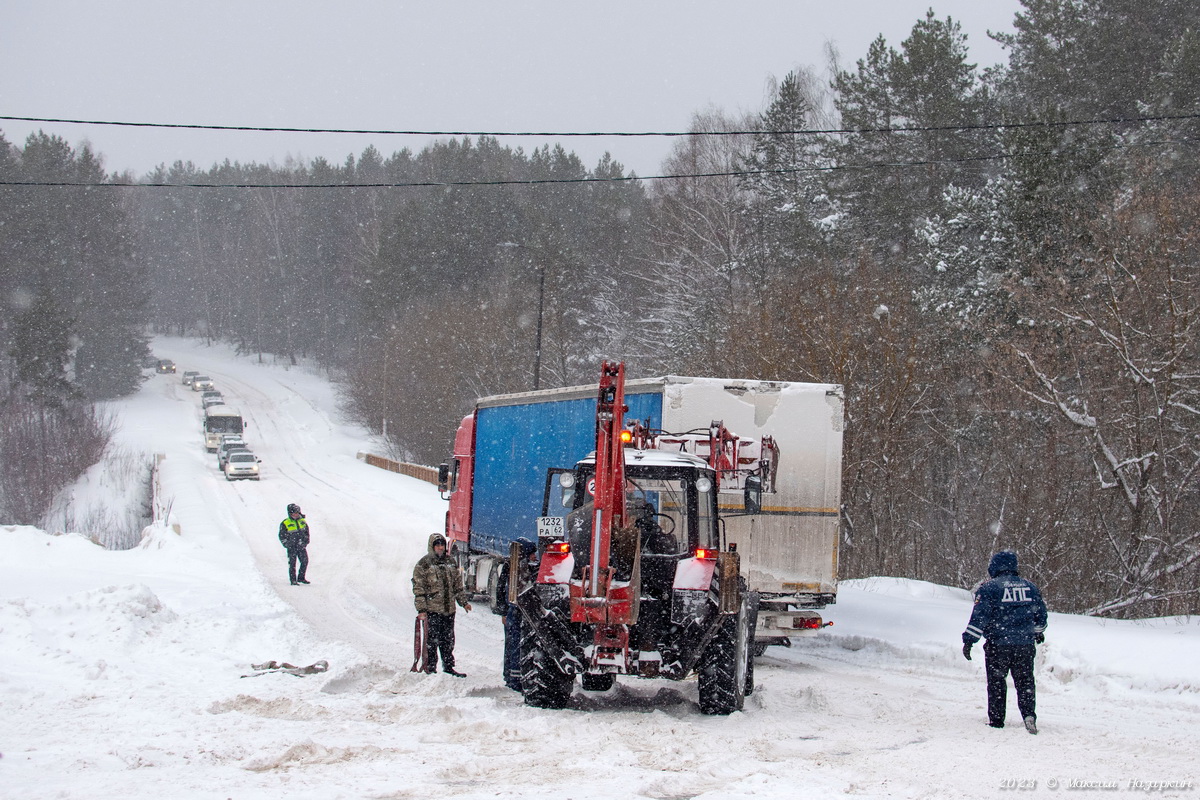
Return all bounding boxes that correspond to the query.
[963,551,1047,647]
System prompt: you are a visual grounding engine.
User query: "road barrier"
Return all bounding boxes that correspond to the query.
[357,452,439,485]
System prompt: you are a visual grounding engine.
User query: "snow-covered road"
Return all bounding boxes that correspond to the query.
[3,337,1198,799]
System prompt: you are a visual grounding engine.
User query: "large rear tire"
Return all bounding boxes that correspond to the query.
[698,595,752,715]
[520,622,573,709]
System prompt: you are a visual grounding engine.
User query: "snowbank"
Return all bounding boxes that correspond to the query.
[2,337,1197,799]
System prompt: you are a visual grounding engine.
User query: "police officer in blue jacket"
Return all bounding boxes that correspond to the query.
[962,550,1047,734]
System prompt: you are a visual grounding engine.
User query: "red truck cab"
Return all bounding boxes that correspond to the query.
[439,413,476,554]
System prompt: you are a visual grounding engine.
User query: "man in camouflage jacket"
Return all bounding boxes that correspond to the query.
[412,533,471,676]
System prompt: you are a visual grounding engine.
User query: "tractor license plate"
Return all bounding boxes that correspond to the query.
[537,516,565,539]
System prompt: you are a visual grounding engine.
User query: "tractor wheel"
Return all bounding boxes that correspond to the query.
[520,623,573,709]
[744,593,760,697]
[698,595,752,715]
[581,672,615,692]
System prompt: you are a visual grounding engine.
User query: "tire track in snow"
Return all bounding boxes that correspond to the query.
[153,344,434,664]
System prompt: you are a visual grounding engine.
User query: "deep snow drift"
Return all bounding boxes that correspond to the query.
[2,338,1198,799]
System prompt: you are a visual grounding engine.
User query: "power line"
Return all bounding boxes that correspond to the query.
[2,112,1199,139]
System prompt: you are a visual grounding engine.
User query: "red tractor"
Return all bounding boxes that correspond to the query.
[508,361,758,714]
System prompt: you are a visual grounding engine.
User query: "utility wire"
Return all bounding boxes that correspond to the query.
[2,112,1199,139]
[0,136,1192,191]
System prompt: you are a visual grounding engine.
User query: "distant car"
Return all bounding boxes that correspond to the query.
[224,450,261,481]
[218,433,245,447]
[217,437,249,469]
[156,359,177,374]
[182,370,199,386]
[191,376,215,391]
[201,391,224,409]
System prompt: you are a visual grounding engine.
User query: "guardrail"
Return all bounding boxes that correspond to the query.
[356,452,439,485]
[150,453,181,535]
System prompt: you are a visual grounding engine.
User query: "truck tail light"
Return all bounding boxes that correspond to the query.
[694,548,718,560]
[546,541,570,555]
[793,617,824,630]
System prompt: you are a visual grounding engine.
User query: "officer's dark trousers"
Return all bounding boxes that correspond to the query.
[424,611,456,672]
[984,643,1036,724]
[287,546,308,583]
[503,604,522,690]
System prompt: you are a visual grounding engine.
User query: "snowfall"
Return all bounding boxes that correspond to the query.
[3,338,1198,800]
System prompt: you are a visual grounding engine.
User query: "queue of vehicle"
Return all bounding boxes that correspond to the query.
[159,363,263,481]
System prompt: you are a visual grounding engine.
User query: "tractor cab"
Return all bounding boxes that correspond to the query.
[546,450,719,569]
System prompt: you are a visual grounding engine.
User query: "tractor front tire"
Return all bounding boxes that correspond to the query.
[744,593,759,696]
[698,596,752,715]
[520,624,573,709]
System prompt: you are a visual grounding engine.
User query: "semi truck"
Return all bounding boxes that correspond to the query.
[440,370,844,646]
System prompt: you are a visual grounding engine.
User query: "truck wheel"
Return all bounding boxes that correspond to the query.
[698,596,751,715]
[486,562,503,615]
[581,673,615,692]
[520,624,573,709]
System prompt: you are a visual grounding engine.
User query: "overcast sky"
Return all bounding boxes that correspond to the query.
[2,1,1024,179]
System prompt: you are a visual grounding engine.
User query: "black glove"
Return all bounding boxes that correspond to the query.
[1035,633,1044,645]
[962,642,973,661]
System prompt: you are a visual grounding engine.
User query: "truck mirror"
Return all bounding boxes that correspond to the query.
[437,463,450,493]
[744,475,762,514]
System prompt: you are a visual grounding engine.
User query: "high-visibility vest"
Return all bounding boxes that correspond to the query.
[282,518,307,534]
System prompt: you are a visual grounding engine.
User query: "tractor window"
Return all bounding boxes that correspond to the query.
[565,466,717,559]
[625,477,686,555]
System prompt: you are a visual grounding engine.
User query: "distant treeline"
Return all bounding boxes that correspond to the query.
[2,1,1198,616]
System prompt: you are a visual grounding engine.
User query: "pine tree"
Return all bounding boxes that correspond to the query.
[741,70,835,273]
[828,12,993,258]
[9,293,76,405]
[8,133,149,399]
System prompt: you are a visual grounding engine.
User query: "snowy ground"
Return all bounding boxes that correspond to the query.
[2,337,1199,799]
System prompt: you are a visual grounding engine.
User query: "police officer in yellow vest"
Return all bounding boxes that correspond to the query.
[278,503,311,585]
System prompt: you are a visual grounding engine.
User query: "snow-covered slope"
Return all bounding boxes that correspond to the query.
[2,337,1198,799]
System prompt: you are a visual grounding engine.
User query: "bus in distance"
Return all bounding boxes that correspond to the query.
[204,407,245,451]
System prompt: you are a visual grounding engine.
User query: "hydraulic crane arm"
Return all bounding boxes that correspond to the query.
[587,360,628,597]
